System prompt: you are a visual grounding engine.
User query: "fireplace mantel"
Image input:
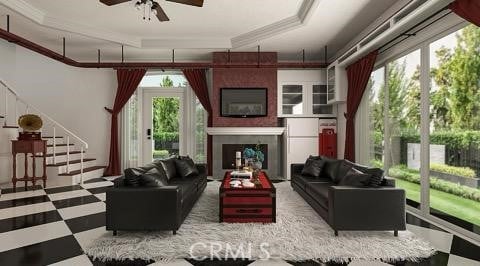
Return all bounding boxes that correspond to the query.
[206,127,285,136]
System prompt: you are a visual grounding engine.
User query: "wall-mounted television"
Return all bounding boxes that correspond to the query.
[220,88,267,117]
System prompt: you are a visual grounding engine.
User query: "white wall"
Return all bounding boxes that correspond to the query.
[0,39,116,183]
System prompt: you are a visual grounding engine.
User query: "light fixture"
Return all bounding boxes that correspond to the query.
[133,0,159,21]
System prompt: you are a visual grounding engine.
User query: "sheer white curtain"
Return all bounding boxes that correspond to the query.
[121,90,141,170]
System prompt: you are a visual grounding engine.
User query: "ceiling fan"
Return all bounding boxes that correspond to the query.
[99,0,204,22]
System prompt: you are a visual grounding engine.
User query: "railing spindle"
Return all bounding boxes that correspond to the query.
[53,127,57,164]
[4,86,7,127]
[80,146,84,184]
[66,136,70,173]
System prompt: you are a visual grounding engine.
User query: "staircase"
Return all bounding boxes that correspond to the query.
[1,79,106,187]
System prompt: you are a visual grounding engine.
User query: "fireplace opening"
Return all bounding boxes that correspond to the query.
[222,144,268,170]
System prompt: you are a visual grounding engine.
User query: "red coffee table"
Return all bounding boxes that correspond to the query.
[219,171,276,223]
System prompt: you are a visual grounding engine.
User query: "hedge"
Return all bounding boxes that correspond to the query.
[430,163,476,179]
[397,130,480,150]
[389,164,480,202]
[153,150,170,158]
[153,132,179,143]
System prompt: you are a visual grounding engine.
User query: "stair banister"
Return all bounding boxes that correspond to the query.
[0,79,89,184]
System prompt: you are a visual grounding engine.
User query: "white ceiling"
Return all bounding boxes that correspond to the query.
[0,0,400,62]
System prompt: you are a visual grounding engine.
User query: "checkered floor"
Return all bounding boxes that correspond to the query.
[0,178,479,266]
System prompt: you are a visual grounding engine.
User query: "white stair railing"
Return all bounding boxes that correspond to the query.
[0,79,88,184]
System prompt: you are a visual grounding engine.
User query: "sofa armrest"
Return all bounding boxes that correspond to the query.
[106,186,182,230]
[291,164,305,176]
[328,186,406,231]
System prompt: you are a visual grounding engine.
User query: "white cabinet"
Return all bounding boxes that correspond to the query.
[326,63,347,104]
[278,70,335,117]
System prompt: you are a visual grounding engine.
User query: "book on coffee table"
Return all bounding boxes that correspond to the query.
[230,170,252,179]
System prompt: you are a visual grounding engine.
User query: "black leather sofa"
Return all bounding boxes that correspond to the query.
[291,158,406,236]
[106,158,207,235]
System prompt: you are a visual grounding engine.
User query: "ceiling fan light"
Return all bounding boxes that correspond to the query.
[151,9,158,16]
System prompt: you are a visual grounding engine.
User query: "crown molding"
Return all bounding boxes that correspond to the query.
[141,37,232,49]
[0,0,141,47]
[1,0,318,50]
[231,0,319,48]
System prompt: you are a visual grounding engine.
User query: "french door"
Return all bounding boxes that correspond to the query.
[142,89,185,163]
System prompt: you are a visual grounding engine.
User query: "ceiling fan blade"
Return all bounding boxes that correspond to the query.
[153,5,170,22]
[99,0,130,6]
[166,0,204,7]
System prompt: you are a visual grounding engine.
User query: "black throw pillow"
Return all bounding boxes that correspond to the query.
[160,158,178,180]
[337,168,372,187]
[175,156,199,178]
[344,160,385,187]
[123,167,144,187]
[301,158,325,177]
[321,157,352,183]
[140,167,168,187]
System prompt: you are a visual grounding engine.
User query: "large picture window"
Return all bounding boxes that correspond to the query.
[362,23,480,237]
[429,25,480,229]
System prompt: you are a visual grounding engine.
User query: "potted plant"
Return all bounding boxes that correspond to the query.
[243,142,264,170]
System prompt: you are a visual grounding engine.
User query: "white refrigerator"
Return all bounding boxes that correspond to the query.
[283,118,319,179]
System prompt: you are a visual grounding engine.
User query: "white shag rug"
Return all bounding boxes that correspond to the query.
[85,181,435,263]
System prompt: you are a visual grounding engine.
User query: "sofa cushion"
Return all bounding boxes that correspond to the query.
[159,158,177,180]
[140,167,168,187]
[322,157,352,183]
[337,168,371,187]
[301,158,326,177]
[344,160,384,187]
[305,183,331,209]
[175,156,199,178]
[123,167,144,187]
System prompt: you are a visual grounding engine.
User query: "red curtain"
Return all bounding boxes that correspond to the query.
[104,69,146,176]
[182,69,213,175]
[449,0,480,27]
[344,51,378,162]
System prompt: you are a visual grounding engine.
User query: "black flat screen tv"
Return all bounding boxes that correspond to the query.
[220,88,267,117]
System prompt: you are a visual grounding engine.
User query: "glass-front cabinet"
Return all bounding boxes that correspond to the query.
[278,70,336,117]
[312,84,332,115]
[281,84,304,115]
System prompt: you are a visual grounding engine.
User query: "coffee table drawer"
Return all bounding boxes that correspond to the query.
[223,207,272,216]
[223,197,272,205]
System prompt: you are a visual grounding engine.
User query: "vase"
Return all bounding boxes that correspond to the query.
[252,161,262,170]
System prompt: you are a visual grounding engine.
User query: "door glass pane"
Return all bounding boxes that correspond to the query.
[368,67,385,168]
[429,25,480,232]
[386,50,421,208]
[152,96,180,159]
[282,85,303,115]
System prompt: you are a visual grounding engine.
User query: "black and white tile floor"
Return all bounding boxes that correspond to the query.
[0,178,479,266]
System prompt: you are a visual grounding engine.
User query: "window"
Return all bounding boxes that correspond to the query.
[139,74,188,87]
[361,22,480,237]
[429,25,480,229]
[386,50,422,208]
[122,91,140,168]
[195,98,207,163]
[368,67,385,167]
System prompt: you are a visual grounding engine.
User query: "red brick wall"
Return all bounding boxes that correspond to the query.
[211,52,278,127]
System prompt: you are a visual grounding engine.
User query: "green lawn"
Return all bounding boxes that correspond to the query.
[396,179,480,226]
